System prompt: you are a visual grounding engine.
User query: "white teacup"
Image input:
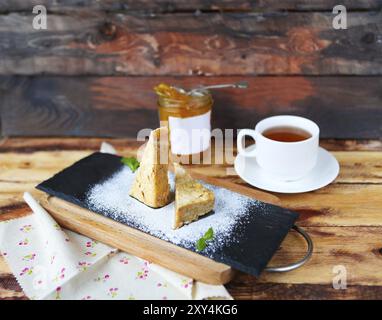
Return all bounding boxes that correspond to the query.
[237,115,320,181]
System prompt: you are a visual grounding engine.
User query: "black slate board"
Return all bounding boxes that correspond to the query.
[37,152,299,277]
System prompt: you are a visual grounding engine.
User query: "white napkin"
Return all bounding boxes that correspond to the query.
[0,142,232,300]
[0,193,232,300]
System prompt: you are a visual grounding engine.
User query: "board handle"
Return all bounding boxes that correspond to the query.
[264,225,313,273]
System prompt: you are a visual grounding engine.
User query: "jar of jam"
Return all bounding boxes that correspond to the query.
[155,84,213,164]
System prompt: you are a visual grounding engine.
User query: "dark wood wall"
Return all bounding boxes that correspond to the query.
[0,1,381,138]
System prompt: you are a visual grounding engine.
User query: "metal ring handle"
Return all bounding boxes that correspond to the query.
[264,225,313,273]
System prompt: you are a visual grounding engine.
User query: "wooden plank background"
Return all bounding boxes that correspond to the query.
[0,1,381,138]
[2,1,382,12]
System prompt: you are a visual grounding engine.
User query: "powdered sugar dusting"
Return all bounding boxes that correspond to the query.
[85,166,263,253]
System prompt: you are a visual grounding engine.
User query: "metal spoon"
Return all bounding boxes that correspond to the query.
[189,81,248,95]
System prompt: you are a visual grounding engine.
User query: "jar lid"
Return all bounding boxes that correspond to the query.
[155,83,212,108]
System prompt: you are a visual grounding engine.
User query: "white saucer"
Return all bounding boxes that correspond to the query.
[234,146,340,193]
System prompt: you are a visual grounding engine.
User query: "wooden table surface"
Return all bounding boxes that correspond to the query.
[1,137,382,300]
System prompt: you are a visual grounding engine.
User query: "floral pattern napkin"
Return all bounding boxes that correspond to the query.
[0,192,232,300]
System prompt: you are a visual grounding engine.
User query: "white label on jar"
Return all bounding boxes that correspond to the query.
[168,110,211,155]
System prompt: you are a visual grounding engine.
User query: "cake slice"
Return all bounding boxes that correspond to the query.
[174,163,215,229]
[129,127,171,208]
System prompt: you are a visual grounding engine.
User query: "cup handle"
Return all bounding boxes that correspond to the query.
[237,129,257,157]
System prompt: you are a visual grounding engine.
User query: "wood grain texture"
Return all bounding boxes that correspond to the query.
[1,76,382,139]
[1,0,381,12]
[1,138,382,299]
[227,280,382,300]
[319,139,382,151]
[0,12,381,76]
[260,226,382,285]
[1,140,381,182]
[1,137,381,152]
[1,140,382,230]
[0,275,26,300]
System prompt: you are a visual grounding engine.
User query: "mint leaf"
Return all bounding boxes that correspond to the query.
[195,227,214,252]
[121,157,140,173]
[204,227,214,241]
[196,238,206,252]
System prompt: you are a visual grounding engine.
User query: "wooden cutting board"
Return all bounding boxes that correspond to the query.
[39,195,235,284]
[36,152,299,285]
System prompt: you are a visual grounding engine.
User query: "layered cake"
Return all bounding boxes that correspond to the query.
[173,163,215,229]
[130,127,171,208]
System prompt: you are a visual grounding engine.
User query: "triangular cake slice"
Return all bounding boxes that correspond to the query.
[130,127,170,208]
[174,163,215,229]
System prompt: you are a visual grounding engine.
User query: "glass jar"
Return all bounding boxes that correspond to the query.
[157,88,213,164]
